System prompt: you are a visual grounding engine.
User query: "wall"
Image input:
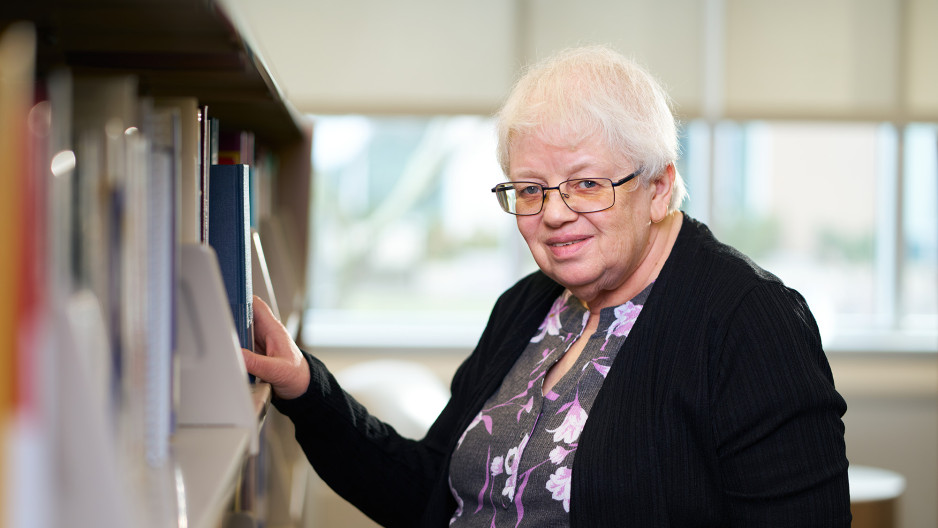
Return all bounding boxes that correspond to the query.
[224,0,938,120]
[833,353,938,528]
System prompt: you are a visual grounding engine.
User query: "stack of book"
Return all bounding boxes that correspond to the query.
[0,7,303,523]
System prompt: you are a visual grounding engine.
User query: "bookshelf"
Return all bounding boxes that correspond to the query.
[1,1,311,527]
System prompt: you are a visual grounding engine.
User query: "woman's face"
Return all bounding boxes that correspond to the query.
[509,132,660,306]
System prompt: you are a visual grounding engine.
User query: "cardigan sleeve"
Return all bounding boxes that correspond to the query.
[710,282,851,527]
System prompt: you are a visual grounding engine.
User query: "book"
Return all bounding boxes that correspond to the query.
[218,129,255,166]
[208,164,255,360]
[119,109,150,471]
[197,105,213,244]
[46,68,75,303]
[143,100,180,467]
[0,22,34,525]
[0,22,34,425]
[72,74,140,414]
[155,98,200,245]
[218,129,259,230]
[252,148,278,226]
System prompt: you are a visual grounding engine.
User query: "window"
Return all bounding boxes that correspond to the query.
[304,115,536,348]
[304,116,937,352]
[681,120,937,351]
[902,124,938,328]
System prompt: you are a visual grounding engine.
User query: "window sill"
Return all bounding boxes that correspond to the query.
[302,310,936,355]
[301,310,490,352]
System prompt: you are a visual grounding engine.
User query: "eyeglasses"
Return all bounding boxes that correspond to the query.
[491,169,642,216]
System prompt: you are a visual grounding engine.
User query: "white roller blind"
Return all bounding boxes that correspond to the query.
[226,0,937,121]
[906,0,938,117]
[724,0,900,119]
[225,0,518,114]
[522,0,705,117]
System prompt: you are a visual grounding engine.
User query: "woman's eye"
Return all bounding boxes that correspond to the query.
[520,185,542,196]
[573,179,599,190]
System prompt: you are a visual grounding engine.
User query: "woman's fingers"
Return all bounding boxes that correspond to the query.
[251,295,281,353]
[241,347,269,379]
[244,295,310,400]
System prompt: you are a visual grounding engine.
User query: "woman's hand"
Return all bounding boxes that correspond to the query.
[242,295,310,400]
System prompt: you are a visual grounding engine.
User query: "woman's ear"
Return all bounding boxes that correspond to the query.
[649,163,676,223]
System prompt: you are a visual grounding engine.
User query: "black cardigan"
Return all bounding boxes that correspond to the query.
[274,216,851,527]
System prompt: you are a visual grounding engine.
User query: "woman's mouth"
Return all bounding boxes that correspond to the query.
[546,236,590,256]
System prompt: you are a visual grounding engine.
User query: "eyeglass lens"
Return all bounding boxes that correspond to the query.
[495,178,616,215]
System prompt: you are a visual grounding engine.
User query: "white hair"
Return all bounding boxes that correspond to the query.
[495,45,687,212]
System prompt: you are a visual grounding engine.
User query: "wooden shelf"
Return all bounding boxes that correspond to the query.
[170,385,269,528]
[1,0,302,146]
[2,3,311,525]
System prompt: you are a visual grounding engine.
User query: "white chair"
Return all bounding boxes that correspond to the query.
[335,359,451,439]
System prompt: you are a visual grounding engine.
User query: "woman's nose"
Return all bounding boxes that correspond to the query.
[541,188,577,223]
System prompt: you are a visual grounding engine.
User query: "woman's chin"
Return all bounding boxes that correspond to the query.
[542,267,600,294]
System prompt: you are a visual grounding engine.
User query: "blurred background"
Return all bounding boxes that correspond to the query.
[227,0,938,526]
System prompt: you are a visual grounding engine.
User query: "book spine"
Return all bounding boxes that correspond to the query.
[208,164,255,356]
[157,98,199,245]
[143,102,179,467]
[217,129,255,166]
[198,105,211,245]
[0,22,35,527]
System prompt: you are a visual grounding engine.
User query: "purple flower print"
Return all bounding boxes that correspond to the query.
[590,357,612,378]
[601,301,642,350]
[546,466,573,512]
[547,395,587,444]
[516,396,534,421]
[490,456,504,476]
[530,348,553,376]
[531,294,569,343]
[457,412,493,448]
[474,448,492,515]
[511,459,551,523]
[501,434,529,501]
[448,288,650,526]
[548,445,574,464]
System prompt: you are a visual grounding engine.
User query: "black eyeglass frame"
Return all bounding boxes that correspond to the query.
[490,169,643,216]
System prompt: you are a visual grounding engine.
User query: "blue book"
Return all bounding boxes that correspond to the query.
[208,164,254,358]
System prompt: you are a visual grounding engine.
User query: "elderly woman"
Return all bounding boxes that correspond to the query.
[243,45,851,527]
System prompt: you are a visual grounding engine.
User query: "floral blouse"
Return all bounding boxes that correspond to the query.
[448,283,653,527]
